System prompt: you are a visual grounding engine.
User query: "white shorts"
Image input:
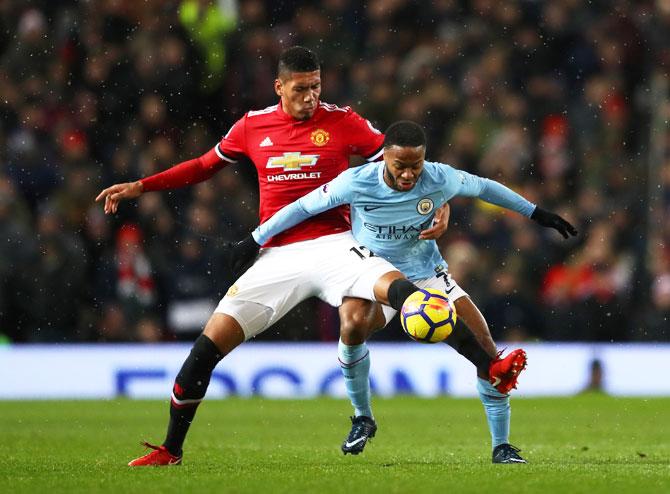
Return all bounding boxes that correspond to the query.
[215,232,398,339]
[380,269,469,325]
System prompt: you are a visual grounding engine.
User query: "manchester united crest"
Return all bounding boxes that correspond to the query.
[310,129,330,146]
[226,284,239,297]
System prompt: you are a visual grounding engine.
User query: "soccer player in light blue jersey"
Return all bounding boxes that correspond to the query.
[238,121,577,463]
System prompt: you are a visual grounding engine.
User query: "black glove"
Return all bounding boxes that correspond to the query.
[531,207,578,239]
[223,234,261,279]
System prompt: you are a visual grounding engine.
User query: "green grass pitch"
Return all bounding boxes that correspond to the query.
[2,395,669,493]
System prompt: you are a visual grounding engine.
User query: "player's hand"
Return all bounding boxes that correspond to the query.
[531,207,578,239]
[224,234,261,279]
[95,181,144,214]
[419,203,450,240]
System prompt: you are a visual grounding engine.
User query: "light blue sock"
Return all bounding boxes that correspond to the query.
[477,377,510,449]
[338,339,373,418]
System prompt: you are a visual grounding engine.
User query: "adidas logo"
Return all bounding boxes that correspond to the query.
[260,137,273,147]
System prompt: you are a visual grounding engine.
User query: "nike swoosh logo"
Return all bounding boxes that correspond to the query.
[344,437,367,448]
[363,206,382,211]
[491,377,501,387]
[446,286,455,294]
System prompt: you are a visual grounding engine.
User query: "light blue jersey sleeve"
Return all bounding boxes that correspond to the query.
[252,168,356,245]
[446,166,536,217]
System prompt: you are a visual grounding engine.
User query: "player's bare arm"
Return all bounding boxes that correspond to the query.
[95,181,144,215]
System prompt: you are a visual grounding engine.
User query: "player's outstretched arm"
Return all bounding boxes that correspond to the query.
[95,148,228,215]
[419,203,450,240]
[530,206,578,239]
[452,170,578,240]
[95,181,144,215]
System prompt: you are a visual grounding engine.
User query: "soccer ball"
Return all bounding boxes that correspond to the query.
[400,288,457,343]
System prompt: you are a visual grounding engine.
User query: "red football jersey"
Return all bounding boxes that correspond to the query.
[216,101,384,247]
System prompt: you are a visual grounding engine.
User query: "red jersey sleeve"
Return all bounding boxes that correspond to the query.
[139,116,251,192]
[215,115,248,162]
[343,111,385,161]
[139,147,227,192]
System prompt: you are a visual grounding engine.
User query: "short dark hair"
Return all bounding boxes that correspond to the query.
[278,46,320,78]
[383,121,427,148]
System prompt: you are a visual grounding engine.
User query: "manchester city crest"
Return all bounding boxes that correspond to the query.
[417,198,434,215]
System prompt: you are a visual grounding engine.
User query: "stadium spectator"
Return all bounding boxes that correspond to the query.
[26,203,89,342]
[113,223,158,323]
[135,316,167,343]
[0,175,36,342]
[96,302,131,342]
[179,0,237,92]
[164,234,219,339]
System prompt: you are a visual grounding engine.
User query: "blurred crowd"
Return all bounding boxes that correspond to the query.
[0,0,669,344]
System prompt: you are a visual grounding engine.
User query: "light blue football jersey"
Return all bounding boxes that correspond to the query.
[253,161,536,281]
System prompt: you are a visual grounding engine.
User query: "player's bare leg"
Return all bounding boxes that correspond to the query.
[339,298,385,345]
[448,296,527,463]
[128,313,245,466]
[372,270,409,306]
[338,298,386,455]
[202,313,246,355]
[453,297,497,363]
[340,272,428,455]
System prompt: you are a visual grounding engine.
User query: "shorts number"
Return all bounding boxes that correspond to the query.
[350,246,375,259]
[436,271,455,293]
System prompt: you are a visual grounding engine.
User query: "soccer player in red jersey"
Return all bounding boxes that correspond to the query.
[98,46,473,465]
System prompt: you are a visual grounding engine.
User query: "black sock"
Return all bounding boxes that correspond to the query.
[163,334,223,456]
[445,325,492,377]
[387,279,420,310]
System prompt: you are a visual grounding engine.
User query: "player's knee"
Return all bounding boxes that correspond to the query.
[203,313,246,354]
[340,317,366,344]
[340,312,374,344]
[213,299,274,342]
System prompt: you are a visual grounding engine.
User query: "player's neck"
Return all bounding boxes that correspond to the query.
[279,100,316,122]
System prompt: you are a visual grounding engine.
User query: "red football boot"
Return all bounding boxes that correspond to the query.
[489,349,527,394]
[128,442,182,466]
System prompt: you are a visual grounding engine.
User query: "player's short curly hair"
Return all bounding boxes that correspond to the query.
[383,121,427,148]
[278,46,320,77]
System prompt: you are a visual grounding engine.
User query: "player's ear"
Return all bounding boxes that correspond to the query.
[274,79,283,97]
